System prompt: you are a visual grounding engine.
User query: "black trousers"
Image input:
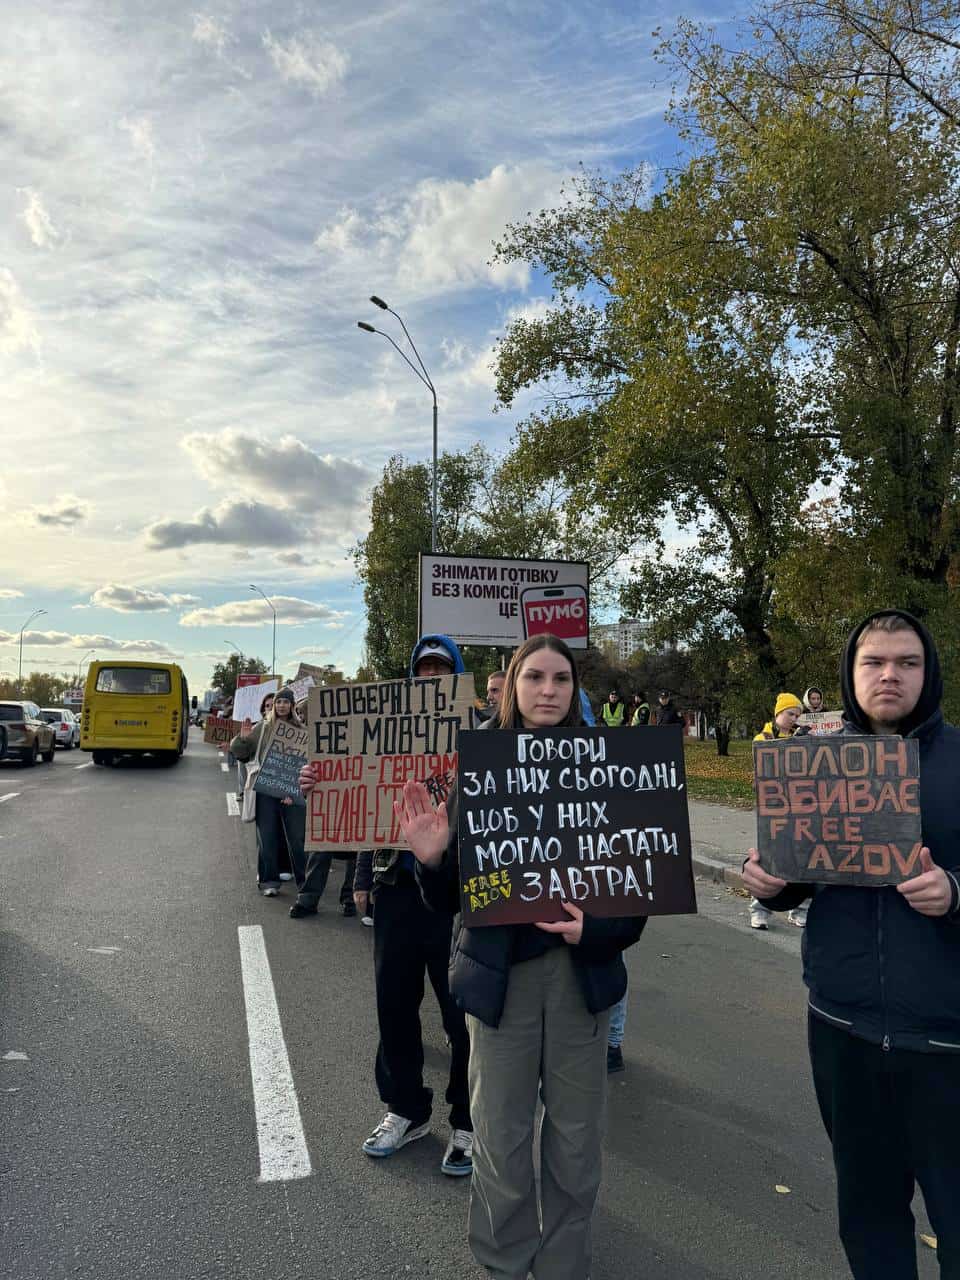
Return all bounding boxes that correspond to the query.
[292,851,355,908]
[373,872,471,1131]
[809,1013,960,1279]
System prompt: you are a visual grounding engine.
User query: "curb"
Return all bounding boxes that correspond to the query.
[692,851,747,893]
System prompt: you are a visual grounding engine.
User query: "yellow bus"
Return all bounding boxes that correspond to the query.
[80,661,189,766]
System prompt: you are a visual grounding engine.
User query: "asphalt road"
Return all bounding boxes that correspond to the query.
[0,742,938,1280]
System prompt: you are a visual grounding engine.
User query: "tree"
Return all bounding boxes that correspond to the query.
[354,445,620,680]
[0,672,73,704]
[210,655,268,701]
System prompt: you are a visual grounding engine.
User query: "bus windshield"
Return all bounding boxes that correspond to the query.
[95,668,172,695]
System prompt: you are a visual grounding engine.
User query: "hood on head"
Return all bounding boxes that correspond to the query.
[802,686,824,712]
[409,633,465,676]
[840,609,942,736]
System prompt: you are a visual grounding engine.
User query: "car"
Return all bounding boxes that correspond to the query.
[0,700,57,766]
[40,707,81,749]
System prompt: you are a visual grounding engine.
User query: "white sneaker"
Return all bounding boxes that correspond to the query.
[787,908,808,928]
[362,1112,430,1158]
[441,1128,473,1177]
[750,903,771,930]
[278,872,293,881]
[262,886,279,897]
[361,915,374,927]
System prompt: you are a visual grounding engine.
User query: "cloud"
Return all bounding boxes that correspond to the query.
[262,29,348,97]
[0,589,25,599]
[0,630,178,656]
[180,429,370,514]
[89,584,202,613]
[0,268,40,356]
[276,551,308,566]
[27,497,89,528]
[179,596,347,627]
[18,188,59,249]
[120,116,156,166]
[290,646,332,657]
[314,163,567,293]
[145,499,305,550]
[192,14,229,55]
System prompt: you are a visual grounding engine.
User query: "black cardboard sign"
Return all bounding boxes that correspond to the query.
[754,735,922,884]
[255,720,309,804]
[457,726,696,926]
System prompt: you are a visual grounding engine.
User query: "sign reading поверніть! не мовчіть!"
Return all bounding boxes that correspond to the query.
[456,726,697,927]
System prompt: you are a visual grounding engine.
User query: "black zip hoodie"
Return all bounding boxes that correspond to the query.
[760,609,960,1053]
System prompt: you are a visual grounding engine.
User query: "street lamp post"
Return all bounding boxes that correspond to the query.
[76,649,96,686]
[18,608,47,696]
[358,295,439,553]
[248,587,276,677]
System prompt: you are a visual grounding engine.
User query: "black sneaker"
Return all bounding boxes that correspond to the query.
[340,901,357,918]
[607,1045,624,1074]
[289,903,318,919]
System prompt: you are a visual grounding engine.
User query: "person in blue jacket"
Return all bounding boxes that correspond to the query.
[303,634,473,1177]
[743,609,960,1280]
[396,633,646,1280]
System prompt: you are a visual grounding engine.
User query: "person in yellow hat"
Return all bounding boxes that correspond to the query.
[751,693,806,929]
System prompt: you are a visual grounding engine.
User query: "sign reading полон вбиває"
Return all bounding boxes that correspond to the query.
[456,726,697,927]
[254,719,310,804]
[754,735,922,886]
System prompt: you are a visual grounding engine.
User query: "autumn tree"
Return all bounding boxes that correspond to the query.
[210,655,269,701]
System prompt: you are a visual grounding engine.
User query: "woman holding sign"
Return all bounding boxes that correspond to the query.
[231,687,304,896]
[396,634,646,1280]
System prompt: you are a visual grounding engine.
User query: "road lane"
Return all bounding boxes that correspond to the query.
[1,741,937,1279]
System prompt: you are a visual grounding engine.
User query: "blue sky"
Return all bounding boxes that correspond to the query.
[1,0,738,693]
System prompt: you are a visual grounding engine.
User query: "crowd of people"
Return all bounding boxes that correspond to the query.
[223,610,958,1280]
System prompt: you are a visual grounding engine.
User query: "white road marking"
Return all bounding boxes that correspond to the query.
[74,762,94,770]
[86,946,121,955]
[221,762,229,772]
[2,1051,30,1061]
[227,792,240,817]
[0,793,20,804]
[237,925,312,1183]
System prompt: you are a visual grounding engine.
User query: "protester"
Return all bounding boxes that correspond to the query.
[397,633,647,1280]
[803,685,825,713]
[629,692,650,726]
[751,693,805,929]
[231,688,302,897]
[486,670,505,715]
[653,690,684,726]
[300,634,472,1177]
[601,689,625,727]
[741,610,960,1280]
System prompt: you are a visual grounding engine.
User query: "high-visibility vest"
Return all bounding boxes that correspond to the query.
[602,701,625,727]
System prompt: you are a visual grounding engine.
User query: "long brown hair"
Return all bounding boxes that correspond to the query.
[495,634,584,730]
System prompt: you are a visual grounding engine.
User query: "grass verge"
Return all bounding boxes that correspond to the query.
[683,738,755,809]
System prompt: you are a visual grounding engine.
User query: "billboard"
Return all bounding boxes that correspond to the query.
[419,554,590,649]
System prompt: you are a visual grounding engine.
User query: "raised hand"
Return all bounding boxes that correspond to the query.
[897,848,955,917]
[393,780,449,869]
[299,761,320,798]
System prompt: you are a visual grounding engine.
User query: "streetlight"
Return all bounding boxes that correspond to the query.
[76,649,96,686]
[358,294,439,553]
[18,608,47,695]
[248,587,276,677]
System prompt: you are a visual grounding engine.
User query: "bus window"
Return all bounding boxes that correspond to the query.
[95,667,172,695]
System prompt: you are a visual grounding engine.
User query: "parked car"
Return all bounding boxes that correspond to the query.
[40,708,81,749]
[0,701,57,765]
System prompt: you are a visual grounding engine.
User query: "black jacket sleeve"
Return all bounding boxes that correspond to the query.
[416,818,462,915]
[578,911,647,957]
[754,882,814,911]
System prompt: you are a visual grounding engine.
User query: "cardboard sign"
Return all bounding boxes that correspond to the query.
[457,726,697,926]
[755,735,922,885]
[232,678,279,725]
[296,661,327,682]
[287,675,315,705]
[236,673,262,688]
[204,715,239,746]
[255,719,309,804]
[798,711,845,736]
[419,553,590,649]
[305,674,476,852]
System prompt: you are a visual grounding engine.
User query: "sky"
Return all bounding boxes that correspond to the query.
[1,0,738,694]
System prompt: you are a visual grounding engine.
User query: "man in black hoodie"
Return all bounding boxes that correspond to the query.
[743,610,960,1279]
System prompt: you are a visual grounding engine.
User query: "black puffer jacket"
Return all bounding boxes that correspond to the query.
[759,610,960,1053]
[417,780,646,1029]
